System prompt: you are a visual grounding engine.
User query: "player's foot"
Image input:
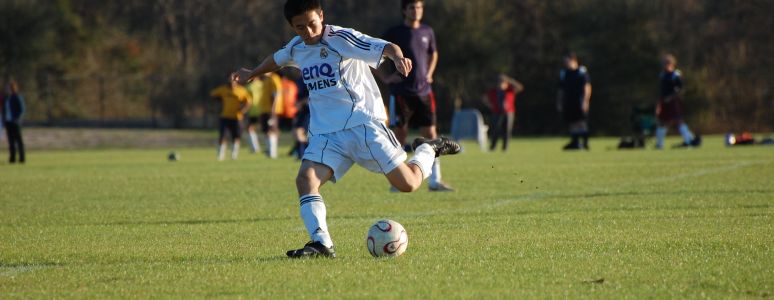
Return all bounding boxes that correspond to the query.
[429,182,455,192]
[286,241,336,258]
[412,137,461,157]
[389,186,400,193]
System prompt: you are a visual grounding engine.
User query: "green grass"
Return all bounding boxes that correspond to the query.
[1,136,773,299]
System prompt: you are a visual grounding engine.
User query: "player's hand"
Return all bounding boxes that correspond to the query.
[426,73,434,84]
[231,68,254,85]
[394,57,412,77]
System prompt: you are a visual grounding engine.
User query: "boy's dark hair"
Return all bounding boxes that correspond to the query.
[401,0,423,10]
[563,51,578,61]
[284,0,323,24]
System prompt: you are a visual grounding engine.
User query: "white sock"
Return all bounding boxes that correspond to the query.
[678,123,694,144]
[429,158,442,185]
[217,143,226,161]
[268,135,278,159]
[231,142,239,160]
[408,144,435,179]
[656,127,667,148]
[299,194,333,247]
[249,131,260,153]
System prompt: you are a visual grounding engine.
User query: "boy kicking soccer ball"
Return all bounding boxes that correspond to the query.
[232,0,460,258]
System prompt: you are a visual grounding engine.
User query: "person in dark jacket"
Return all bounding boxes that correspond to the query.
[3,80,26,164]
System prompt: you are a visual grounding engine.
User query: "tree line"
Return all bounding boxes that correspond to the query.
[1,0,771,133]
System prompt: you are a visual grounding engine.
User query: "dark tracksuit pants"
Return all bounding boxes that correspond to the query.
[4,122,25,163]
[490,112,515,151]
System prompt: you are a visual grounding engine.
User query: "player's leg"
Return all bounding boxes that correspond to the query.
[230,120,241,160]
[655,122,668,149]
[386,163,425,192]
[217,119,228,161]
[16,124,25,163]
[287,160,337,258]
[6,122,17,163]
[578,120,590,150]
[503,112,515,151]
[489,114,503,151]
[287,132,356,258]
[267,116,279,159]
[247,118,261,153]
[389,136,462,192]
[416,93,452,191]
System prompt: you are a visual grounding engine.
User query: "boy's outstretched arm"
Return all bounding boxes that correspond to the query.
[382,43,412,77]
[232,55,281,85]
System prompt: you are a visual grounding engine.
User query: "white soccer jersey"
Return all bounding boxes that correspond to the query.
[274,25,389,135]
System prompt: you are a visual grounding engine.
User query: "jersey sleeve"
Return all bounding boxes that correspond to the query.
[274,37,302,67]
[327,26,388,69]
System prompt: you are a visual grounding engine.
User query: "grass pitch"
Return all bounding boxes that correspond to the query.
[1,136,772,298]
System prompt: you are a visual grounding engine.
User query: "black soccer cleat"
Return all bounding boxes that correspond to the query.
[286,241,336,258]
[412,137,462,157]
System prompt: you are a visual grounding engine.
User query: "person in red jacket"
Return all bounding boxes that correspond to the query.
[486,74,523,152]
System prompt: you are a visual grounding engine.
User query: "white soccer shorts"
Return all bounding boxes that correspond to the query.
[303,120,407,182]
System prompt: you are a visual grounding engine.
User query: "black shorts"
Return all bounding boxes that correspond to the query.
[258,113,277,133]
[247,116,260,125]
[219,118,241,141]
[562,99,587,123]
[389,92,437,128]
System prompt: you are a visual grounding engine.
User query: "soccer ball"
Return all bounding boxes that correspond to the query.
[366,219,408,257]
[167,151,180,162]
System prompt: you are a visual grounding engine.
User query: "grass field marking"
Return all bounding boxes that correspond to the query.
[0,264,59,277]
[645,160,756,185]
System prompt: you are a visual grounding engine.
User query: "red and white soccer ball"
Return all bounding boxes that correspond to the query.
[366,219,408,257]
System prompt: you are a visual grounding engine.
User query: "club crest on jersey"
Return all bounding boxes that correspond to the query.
[320,48,328,59]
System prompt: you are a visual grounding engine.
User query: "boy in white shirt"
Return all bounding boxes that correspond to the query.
[232,0,460,258]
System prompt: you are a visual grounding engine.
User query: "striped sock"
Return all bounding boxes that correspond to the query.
[299,194,333,247]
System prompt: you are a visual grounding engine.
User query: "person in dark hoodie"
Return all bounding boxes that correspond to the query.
[3,79,26,164]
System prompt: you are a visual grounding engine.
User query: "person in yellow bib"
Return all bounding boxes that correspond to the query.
[210,77,251,161]
[255,72,283,158]
[245,78,264,153]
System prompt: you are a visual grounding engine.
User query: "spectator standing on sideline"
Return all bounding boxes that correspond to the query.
[557,52,592,150]
[485,74,523,152]
[210,76,251,161]
[655,54,701,149]
[382,0,453,191]
[3,80,26,164]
